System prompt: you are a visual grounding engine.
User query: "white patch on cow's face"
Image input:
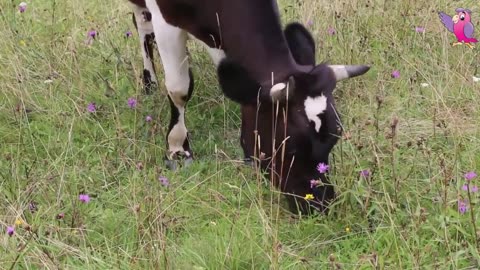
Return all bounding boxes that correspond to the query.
[304,95,327,132]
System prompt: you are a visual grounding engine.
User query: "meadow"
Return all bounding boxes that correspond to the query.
[1,0,480,268]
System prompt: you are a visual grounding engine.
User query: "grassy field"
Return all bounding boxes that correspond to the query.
[1,0,480,268]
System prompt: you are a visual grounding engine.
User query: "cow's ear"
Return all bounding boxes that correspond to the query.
[217,58,260,104]
[284,22,316,66]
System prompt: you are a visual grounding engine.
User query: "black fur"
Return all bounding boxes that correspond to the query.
[143,33,155,59]
[142,33,156,94]
[142,11,152,22]
[284,22,316,66]
[142,69,156,94]
[217,58,261,105]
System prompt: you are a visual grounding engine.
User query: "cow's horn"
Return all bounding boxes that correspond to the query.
[328,65,371,81]
[269,76,296,101]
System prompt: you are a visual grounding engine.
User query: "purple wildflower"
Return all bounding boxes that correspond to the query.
[462,184,469,191]
[28,202,37,213]
[327,26,336,35]
[125,31,133,38]
[56,213,65,219]
[87,103,96,113]
[316,162,329,173]
[146,115,152,122]
[79,194,90,203]
[19,2,27,13]
[458,199,468,214]
[391,70,400,78]
[310,179,321,189]
[360,169,370,178]
[159,176,169,187]
[6,226,14,236]
[88,30,97,38]
[464,171,477,181]
[415,26,425,33]
[472,186,479,193]
[127,97,137,109]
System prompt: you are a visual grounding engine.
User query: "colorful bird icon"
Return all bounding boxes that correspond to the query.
[439,8,478,49]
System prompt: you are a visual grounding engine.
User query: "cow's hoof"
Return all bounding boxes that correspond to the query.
[165,152,193,171]
[184,157,193,167]
[165,159,178,171]
[243,157,254,167]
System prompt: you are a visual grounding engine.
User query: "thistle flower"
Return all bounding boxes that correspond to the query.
[159,176,169,187]
[56,213,65,219]
[310,179,321,189]
[327,27,336,35]
[464,171,477,181]
[458,199,468,214]
[88,30,97,38]
[360,169,370,178]
[391,70,400,78]
[87,103,96,113]
[127,97,137,109]
[125,30,133,38]
[6,226,14,236]
[29,202,37,213]
[18,2,27,13]
[415,26,425,33]
[79,194,90,203]
[146,115,152,122]
[316,162,329,174]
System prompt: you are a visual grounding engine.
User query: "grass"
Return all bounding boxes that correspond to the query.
[1,0,480,268]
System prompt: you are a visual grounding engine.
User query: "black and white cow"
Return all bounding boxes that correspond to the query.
[127,0,370,214]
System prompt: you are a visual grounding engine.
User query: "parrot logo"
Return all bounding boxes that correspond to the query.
[439,8,478,49]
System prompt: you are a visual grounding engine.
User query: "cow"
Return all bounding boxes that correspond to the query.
[127,0,370,214]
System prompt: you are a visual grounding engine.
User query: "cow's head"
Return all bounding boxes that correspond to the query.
[217,22,370,215]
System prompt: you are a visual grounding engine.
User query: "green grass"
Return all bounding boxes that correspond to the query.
[1,0,480,268]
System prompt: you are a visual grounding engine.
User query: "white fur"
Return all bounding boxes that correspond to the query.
[145,0,191,157]
[205,47,226,67]
[187,33,226,66]
[304,95,327,132]
[131,4,157,84]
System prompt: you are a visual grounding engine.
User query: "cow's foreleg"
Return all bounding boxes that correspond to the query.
[131,4,158,94]
[146,0,193,170]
